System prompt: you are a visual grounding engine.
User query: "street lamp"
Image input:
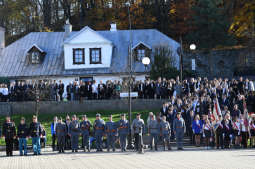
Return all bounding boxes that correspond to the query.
[126,0,134,150]
[190,44,196,50]
[190,44,196,77]
[142,57,150,70]
[142,56,150,81]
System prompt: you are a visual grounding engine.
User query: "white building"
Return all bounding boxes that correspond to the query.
[0,22,180,88]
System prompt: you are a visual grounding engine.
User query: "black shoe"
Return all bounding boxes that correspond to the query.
[38,153,41,155]
[107,149,110,152]
[96,149,100,152]
[75,150,78,152]
[168,147,172,150]
[113,149,115,152]
[72,150,74,153]
[58,151,61,154]
[34,153,37,155]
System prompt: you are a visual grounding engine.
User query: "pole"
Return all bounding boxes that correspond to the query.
[127,1,133,149]
[179,36,183,82]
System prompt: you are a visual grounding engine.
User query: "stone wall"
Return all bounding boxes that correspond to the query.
[183,47,255,78]
[0,99,167,115]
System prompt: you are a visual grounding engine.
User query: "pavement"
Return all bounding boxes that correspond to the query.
[0,147,254,169]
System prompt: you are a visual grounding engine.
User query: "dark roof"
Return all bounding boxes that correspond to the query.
[0,28,180,78]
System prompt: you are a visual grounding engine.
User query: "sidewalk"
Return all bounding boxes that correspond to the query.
[0,147,254,169]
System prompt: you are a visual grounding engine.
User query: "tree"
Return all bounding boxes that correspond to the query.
[150,46,179,80]
[187,0,236,49]
[229,0,255,44]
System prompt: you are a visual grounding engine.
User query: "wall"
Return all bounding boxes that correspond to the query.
[183,47,255,78]
[0,99,167,115]
[64,27,113,69]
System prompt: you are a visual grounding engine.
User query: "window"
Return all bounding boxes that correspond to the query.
[31,51,40,64]
[73,48,85,64]
[137,49,145,61]
[90,48,101,64]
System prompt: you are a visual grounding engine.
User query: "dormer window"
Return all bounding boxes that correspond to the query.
[26,44,45,64]
[137,49,145,61]
[31,51,40,64]
[132,42,152,61]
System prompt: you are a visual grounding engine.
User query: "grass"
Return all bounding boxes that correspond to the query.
[0,110,156,146]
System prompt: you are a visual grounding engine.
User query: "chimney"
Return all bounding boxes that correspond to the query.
[64,19,72,39]
[0,27,5,50]
[110,23,117,31]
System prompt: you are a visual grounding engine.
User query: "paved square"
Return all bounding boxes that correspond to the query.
[0,147,254,169]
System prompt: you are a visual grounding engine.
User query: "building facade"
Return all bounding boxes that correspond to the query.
[0,22,180,89]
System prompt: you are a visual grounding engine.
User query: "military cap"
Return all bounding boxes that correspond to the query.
[96,113,101,117]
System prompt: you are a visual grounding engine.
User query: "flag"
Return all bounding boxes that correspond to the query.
[212,98,222,130]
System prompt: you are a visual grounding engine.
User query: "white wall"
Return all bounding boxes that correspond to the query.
[64,27,113,70]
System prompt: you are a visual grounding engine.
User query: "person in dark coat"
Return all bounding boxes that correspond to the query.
[17,117,28,156]
[58,80,64,101]
[2,116,16,156]
[29,115,42,155]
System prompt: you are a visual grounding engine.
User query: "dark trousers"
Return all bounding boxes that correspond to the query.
[5,138,14,156]
[134,133,143,151]
[241,131,248,148]
[57,136,65,152]
[216,132,224,148]
[52,134,58,151]
[224,134,230,148]
[65,135,71,150]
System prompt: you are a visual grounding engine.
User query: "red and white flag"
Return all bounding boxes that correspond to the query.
[212,98,222,130]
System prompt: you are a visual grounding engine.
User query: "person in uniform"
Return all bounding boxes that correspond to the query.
[105,115,117,152]
[29,115,42,155]
[131,113,145,152]
[117,114,129,152]
[148,115,160,151]
[160,115,171,150]
[80,115,91,152]
[17,117,28,156]
[69,115,80,152]
[173,112,186,150]
[56,117,67,153]
[65,115,71,150]
[2,116,16,156]
[93,113,105,152]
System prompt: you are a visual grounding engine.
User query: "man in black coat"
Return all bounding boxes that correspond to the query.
[58,80,65,101]
[2,116,16,156]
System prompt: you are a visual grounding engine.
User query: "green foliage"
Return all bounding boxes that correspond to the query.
[150,46,179,80]
[187,0,236,49]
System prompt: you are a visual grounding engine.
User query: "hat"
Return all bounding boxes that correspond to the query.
[96,113,101,117]
[121,113,126,117]
[136,113,141,116]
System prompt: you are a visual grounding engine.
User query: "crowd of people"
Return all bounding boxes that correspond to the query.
[1,76,255,157]
[159,76,255,149]
[0,76,255,102]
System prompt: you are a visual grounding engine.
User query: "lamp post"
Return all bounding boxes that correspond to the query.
[142,57,150,73]
[190,44,196,77]
[126,1,134,150]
